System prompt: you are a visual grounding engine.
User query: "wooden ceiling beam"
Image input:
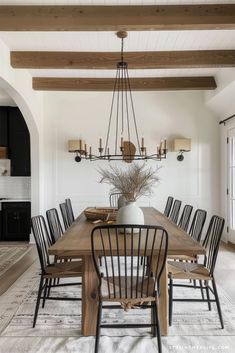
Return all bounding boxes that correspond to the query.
[32,77,217,91]
[1,5,235,31]
[11,50,235,69]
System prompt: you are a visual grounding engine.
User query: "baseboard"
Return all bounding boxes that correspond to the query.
[0,245,37,296]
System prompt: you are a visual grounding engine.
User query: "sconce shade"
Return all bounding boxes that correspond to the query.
[68,140,80,152]
[173,139,191,152]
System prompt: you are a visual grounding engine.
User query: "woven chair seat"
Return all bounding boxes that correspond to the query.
[45,261,82,278]
[168,261,211,280]
[168,254,197,261]
[101,276,156,305]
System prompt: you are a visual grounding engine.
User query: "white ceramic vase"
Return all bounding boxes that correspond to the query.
[116,201,144,232]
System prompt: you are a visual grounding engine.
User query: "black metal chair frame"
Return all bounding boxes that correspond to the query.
[178,204,193,232]
[31,215,82,328]
[169,199,182,224]
[164,196,174,217]
[91,224,168,353]
[46,208,64,244]
[168,215,225,328]
[60,202,70,230]
[65,198,75,225]
[189,208,207,242]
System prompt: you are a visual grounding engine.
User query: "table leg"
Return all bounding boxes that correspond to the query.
[159,263,168,336]
[82,255,98,336]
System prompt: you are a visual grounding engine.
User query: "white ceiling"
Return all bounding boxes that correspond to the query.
[0,1,234,82]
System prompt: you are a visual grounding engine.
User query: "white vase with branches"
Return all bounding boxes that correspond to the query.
[98,163,160,230]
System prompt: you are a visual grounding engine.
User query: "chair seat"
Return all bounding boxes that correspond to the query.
[168,254,197,261]
[45,261,82,278]
[168,261,211,280]
[101,276,156,306]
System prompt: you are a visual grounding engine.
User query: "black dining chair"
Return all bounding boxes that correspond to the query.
[65,198,75,225]
[46,208,63,244]
[60,202,70,230]
[178,204,193,232]
[31,215,82,328]
[168,215,225,328]
[189,208,207,243]
[91,224,168,353]
[169,199,182,223]
[164,196,174,217]
[168,208,206,263]
[109,192,123,208]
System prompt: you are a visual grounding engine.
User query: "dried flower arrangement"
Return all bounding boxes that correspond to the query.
[98,163,160,202]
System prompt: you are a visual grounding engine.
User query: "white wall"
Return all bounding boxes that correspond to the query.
[0,39,43,220]
[42,90,220,229]
[206,81,235,244]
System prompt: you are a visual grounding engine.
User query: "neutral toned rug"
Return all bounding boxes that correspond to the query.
[0,244,32,277]
[0,263,234,353]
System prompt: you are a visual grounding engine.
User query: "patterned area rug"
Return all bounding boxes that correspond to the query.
[0,263,234,353]
[0,245,32,277]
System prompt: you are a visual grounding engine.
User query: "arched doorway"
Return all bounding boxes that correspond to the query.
[0,77,41,241]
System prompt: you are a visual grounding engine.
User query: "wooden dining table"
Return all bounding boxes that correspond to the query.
[48,207,205,336]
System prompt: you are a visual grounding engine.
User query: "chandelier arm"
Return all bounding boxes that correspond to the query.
[115,66,121,155]
[126,67,142,156]
[104,67,119,155]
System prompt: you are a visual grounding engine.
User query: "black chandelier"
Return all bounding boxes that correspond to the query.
[68,31,167,163]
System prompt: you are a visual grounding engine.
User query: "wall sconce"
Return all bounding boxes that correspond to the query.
[68,139,87,162]
[173,138,191,161]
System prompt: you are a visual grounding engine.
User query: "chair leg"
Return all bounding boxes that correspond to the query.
[154,300,162,353]
[94,300,102,353]
[151,302,156,336]
[33,275,44,328]
[169,277,173,326]
[46,278,52,299]
[205,281,211,311]
[199,280,205,300]
[211,278,224,329]
[42,278,48,308]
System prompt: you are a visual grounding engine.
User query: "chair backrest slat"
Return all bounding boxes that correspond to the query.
[31,215,51,273]
[46,208,63,244]
[60,202,70,230]
[65,198,75,225]
[91,225,168,300]
[178,204,193,232]
[169,200,182,223]
[203,215,225,275]
[109,193,123,208]
[189,209,207,242]
[164,196,174,217]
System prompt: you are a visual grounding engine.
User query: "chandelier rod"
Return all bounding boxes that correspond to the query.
[104,67,119,155]
[126,63,142,155]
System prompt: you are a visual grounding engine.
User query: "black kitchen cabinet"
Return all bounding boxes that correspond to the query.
[8,107,31,176]
[1,202,31,241]
[0,107,8,146]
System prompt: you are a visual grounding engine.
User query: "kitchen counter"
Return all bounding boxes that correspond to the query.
[0,199,31,202]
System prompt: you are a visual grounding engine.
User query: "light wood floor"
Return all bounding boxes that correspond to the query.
[0,243,37,296]
[215,242,235,300]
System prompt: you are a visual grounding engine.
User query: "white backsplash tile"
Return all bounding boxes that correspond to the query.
[0,176,31,199]
[0,160,10,176]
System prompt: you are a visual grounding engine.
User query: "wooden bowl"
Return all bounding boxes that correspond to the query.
[84,207,118,221]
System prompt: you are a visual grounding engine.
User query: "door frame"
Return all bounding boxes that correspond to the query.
[221,119,235,244]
